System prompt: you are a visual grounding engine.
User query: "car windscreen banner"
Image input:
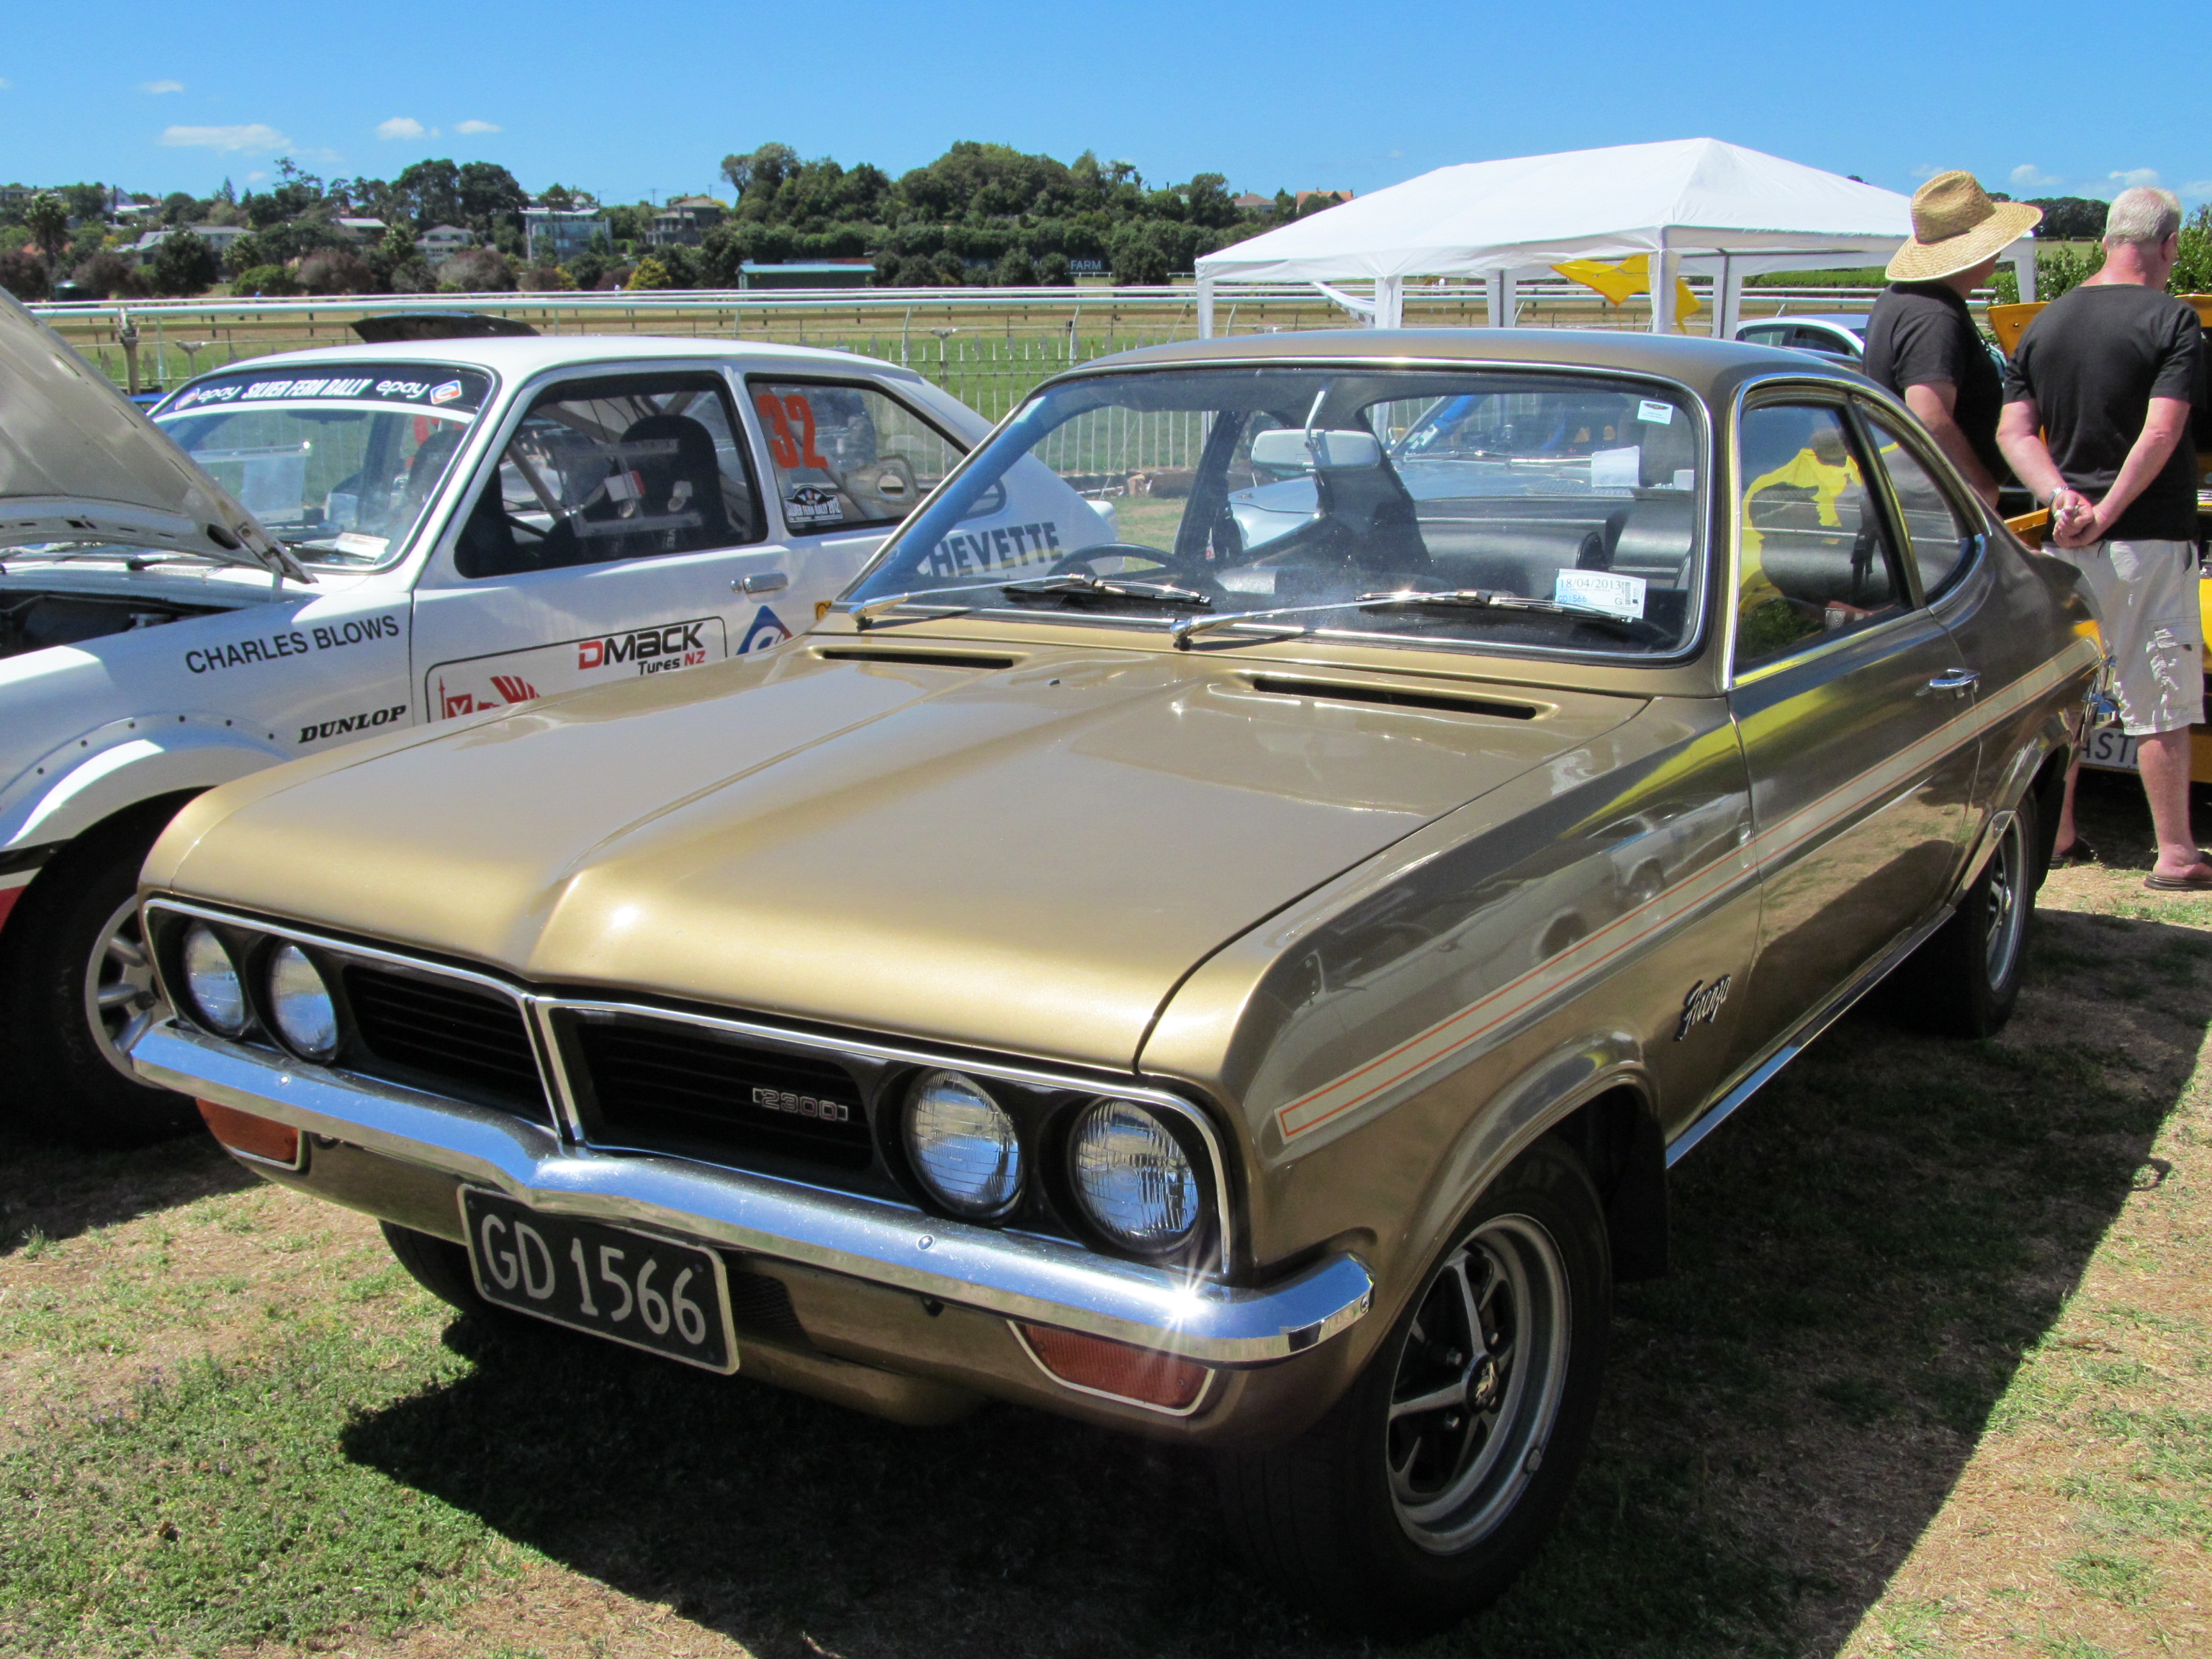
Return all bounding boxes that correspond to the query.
[157,365,495,420]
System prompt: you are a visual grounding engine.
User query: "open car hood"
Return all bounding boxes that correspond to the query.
[0,292,302,579]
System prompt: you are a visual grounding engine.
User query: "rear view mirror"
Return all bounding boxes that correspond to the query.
[1248,428,1383,471]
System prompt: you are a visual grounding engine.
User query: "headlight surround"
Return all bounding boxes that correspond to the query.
[181,923,249,1035]
[266,943,339,1060]
[902,1069,1024,1219]
[1069,1098,1202,1254]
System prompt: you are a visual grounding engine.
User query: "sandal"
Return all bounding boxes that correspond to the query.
[2144,863,2212,891]
[2051,837,2098,866]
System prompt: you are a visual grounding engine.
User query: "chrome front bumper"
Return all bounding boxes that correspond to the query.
[132,1022,1372,1365]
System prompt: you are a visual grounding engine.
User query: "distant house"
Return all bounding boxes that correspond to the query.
[523,206,607,263]
[1232,193,1272,210]
[129,224,252,263]
[336,217,388,241]
[415,224,476,260]
[649,196,727,248]
[1296,189,1353,210]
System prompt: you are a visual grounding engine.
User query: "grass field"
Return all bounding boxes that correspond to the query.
[3,770,2208,1658]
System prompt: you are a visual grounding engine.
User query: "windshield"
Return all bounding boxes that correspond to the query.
[847,366,1706,657]
[153,364,494,567]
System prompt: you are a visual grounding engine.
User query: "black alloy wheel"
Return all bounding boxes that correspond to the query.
[1215,1135,1611,1637]
[1893,796,2035,1039]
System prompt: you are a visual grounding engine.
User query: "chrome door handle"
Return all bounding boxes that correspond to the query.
[1925,668,1979,697]
[737,571,789,595]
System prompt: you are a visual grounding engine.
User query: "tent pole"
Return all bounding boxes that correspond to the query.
[1377,275,1403,330]
[1651,249,1678,333]
[1486,269,1513,328]
[1197,277,1215,338]
[1719,254,1743,340]
[2008,243,2036,302]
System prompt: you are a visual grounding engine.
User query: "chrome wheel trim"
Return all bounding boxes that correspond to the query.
[83,896,162,1083]
[1982,816,2027,989]
[1386,1213,1571,1555]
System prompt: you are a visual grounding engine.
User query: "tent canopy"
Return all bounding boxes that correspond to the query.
[1192,138,2035,333]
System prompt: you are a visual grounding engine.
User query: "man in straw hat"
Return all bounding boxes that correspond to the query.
[1998,186,2209,887]
[1863,172,2041,509]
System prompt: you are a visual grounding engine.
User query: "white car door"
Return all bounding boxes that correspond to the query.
[409,364,797,721]
[742,372,974,610]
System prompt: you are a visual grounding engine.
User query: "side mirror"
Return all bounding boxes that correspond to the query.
[1248,428,1383,471]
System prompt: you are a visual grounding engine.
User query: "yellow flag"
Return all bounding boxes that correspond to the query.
[1550,255,1704,328]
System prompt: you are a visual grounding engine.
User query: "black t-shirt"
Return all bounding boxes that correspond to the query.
[1863,282,2008,483]
[2002,283,2207,542]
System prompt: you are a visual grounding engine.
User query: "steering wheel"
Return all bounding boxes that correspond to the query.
[1046,544,1231,603]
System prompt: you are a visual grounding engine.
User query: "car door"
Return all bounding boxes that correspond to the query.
[408,366,785,721]
[1725,392,1981,1063]
[743,374,970,612]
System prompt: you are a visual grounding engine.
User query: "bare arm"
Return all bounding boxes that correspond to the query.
[2070,396,2194,546]
[1997,397,2095,539]
[1903,381,2000,508]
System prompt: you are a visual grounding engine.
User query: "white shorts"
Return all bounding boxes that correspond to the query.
[2055,538,2205,737]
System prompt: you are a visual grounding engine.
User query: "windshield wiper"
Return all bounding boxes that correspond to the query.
[1001,572,1213,609]
[1358,588,1642,631]
[1172,588,1648,650]
[853,568,1213,630]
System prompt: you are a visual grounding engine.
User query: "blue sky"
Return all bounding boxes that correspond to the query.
[3,0,2204,209]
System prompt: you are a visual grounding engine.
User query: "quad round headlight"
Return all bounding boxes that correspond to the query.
[902,1069,1023,1218]
[1070,1099,1202,1253]
[266,944,338,1059]
[181,923,248,1035]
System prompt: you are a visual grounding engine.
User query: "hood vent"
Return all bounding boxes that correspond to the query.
[817,647,1017,671]
[1246,675,1538,721]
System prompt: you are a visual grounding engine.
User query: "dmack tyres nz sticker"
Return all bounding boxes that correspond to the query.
[426,616,728,721]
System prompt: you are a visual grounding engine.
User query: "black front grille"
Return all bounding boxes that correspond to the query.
[343,966,547,1118]
[573,1017,872,1170]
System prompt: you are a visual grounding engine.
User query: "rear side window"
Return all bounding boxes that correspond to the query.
[1734,403,1907,669]
[747,379,963,535]
[457,372,763,579]
[1861,412,1979,601]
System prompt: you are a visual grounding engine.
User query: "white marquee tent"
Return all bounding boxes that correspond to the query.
[1192,138,2036,337]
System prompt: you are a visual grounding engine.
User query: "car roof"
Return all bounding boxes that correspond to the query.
[197,333,927,385]
[1073,327,1864,403]
[1740,313,1868,333]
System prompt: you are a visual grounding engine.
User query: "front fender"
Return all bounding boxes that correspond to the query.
[0,714,287,853]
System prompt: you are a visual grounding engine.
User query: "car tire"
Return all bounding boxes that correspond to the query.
[1893,798,2036,1040]
[1213,1135,1611,1638]
[0,814,197,1147]
[380,1221,488,1314]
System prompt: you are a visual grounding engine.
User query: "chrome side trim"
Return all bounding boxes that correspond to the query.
[130,1021,1371,1364]
[1665,902,1954,1169]
[1007,1319,1218,1419]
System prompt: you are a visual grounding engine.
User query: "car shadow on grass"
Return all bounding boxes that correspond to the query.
[340,898,2211,1659]
[0,1124,251,1254]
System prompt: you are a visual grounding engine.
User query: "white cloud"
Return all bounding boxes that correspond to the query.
[0,77,13,91]
[2010,163,2061,188]
[454,118,500,135]
[160,123,290,153]
[376,116,427,140]
[140,79,184,94]
[1909,162,1943,179]
[2108,167,2161,189]
[2180,179,2212,199]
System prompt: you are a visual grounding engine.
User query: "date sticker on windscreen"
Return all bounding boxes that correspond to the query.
[1637,399,1674,426]
[1555,568,1647,621]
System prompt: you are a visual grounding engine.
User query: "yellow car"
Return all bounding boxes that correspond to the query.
[1989,297,2212,780]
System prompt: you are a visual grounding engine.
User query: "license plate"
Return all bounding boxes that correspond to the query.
[2082,721,2139,773]
[459,1188,737,1373]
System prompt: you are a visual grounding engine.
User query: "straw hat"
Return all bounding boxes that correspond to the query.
[1886,172,2043,282]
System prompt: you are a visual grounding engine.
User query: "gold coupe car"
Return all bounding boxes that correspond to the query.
[128,329,2098,1635]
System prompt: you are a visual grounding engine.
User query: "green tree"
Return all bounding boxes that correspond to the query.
[626,254,673,289]
[149,227,220,296]
[24,193,69,280]
[2171,204,2212,295]
[2026,196,2110,240]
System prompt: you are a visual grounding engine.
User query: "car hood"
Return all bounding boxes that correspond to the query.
[0,292,299,578]
[155,644,1642,1068]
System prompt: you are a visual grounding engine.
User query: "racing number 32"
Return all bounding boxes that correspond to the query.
[755,392,826,471]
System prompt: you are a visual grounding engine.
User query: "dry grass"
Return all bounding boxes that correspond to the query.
[2,770,2208,1658]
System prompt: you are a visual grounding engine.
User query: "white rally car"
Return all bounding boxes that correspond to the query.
[0,297,1021,1143]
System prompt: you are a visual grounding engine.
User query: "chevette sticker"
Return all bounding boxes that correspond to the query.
[425,616,728,722]
[922,518,1066,577]
[298,704,408,745]
[184,613,403,675]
